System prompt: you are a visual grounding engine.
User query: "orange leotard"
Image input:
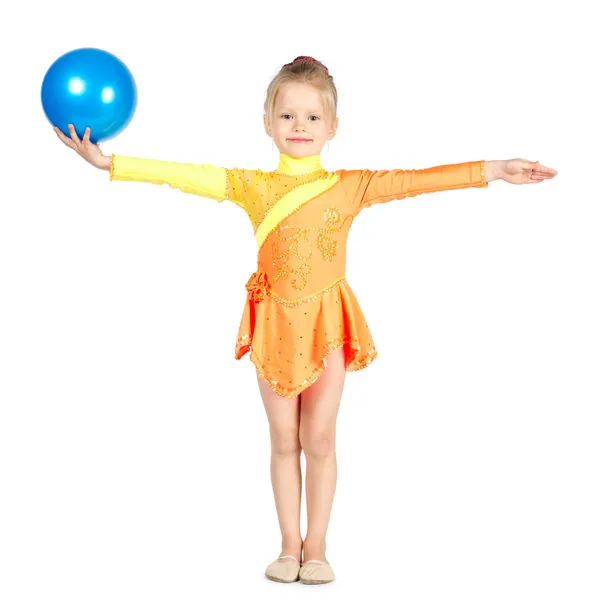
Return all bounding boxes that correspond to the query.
[110,152,487,398]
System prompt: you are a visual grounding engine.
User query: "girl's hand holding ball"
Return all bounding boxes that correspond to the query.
[54,124,110,171]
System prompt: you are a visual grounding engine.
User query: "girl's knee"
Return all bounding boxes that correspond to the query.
[299,429,335,458]
[270,425,302,456]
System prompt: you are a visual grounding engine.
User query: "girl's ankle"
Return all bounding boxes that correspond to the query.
[280,535,303,557]
[303,537,326,547]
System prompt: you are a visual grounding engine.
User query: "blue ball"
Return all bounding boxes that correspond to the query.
[41,48,137,144]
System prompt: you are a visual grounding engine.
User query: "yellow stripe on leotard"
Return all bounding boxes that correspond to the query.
[254,172,340,250]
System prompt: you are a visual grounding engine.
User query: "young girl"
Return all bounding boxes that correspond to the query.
[54,55,557,585]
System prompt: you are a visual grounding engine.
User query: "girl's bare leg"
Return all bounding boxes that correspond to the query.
[299,346,347,563]
[256,371,303,562]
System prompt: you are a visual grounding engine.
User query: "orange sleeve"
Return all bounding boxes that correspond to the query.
[343,160,488,215]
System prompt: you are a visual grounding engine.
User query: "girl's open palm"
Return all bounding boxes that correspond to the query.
[54,124,106,169]
[503,159,558,185]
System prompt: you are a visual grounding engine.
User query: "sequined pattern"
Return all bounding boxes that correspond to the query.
[269,207,352,291]
[266,276,347,307]
[257,174,342,251]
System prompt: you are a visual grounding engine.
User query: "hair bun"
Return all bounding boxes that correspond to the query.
[284,56,330,76]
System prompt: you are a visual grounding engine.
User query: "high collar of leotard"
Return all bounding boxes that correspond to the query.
[275,153,324,175]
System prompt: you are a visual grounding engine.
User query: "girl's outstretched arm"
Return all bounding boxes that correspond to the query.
[343,157,558,215]
[344,160,487,215]
[109,154,252,213]
[110,154,227,200]
[53,124,252,213]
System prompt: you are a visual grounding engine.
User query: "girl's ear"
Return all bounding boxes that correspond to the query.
[263,113,272,136]
[329,116,339,139]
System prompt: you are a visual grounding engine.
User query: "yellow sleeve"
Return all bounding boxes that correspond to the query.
[344,160,488,215]
[109,154,249,213]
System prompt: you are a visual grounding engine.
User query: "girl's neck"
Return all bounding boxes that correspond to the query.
[276,152,323,175]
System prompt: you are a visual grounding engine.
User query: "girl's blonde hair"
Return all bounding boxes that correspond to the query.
[264,56,338,125]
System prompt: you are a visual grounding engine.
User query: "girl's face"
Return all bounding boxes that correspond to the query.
[264,81,338,157]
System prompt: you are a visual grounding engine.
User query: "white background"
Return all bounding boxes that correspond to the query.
[1,0,598,598]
